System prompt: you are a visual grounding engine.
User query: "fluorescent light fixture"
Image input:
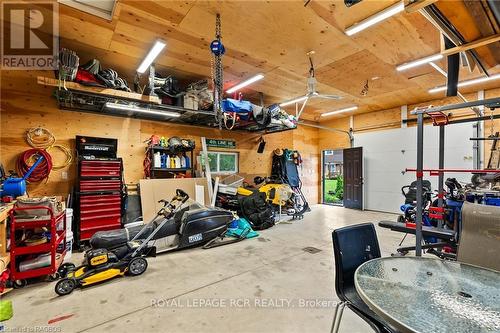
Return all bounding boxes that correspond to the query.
[396,54,443,71]
[321,106,358,117]
[105,102,180,118]
[137,40,166,74]
[279,96,308,107]
[345,1,404,36]
[226,74,264,94]
[428,74,500,93]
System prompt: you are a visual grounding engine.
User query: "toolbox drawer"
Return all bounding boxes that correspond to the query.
[80,169,121,177]
[80,207,121,222]
[79,194,121,204]
[80,160,121,168]
[80,221,121,241]
[80,160,121,177]
[80,180,121,192]
[80,214,120,226]
[80,207,121,220]
[80,201,121,212]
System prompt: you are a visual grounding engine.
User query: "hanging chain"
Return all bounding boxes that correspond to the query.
[215,13,221,39]
[211,13,224,129]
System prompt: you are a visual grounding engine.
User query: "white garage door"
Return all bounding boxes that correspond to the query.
[354,123,474,213]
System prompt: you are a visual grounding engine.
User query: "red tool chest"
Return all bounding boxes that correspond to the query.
[76,158,124,247]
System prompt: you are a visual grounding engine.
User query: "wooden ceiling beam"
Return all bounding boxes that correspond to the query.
[441,34,500,56]
[405,0,439,13]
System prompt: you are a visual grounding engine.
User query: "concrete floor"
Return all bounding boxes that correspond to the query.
[3,205,409,333]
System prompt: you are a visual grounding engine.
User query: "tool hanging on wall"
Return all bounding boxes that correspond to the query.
[25,127,73,170]
[210,13,225,129]
[17,149,52,183]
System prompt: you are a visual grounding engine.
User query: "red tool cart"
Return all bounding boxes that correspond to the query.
[10,206,66,288]
[75,158,124,248]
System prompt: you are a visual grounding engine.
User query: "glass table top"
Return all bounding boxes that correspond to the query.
[355,257,500,333]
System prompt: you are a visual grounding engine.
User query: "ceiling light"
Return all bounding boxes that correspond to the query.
[226,74,264,94]
[345,1,404,36]
[105,102,181,118]
[321,106,358,117]
[279,96,308,107]
[137,40,166,74]
[428,74,500,93]
[396,54,443,71]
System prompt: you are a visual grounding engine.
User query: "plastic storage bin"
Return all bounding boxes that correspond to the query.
[218,174,244,195]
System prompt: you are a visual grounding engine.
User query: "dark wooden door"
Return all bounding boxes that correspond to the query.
[343,147,363,209]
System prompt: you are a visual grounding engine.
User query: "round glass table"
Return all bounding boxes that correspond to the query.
[355,257,500,333]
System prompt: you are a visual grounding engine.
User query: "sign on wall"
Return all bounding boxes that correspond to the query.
[206,138,236,149]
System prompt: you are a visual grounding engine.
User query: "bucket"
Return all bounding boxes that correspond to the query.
[65,208,73,232]
[63,230,73,262]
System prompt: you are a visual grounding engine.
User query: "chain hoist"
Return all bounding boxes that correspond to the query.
[210,13,225,129]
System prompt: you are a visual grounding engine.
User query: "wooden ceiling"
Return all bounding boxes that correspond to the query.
[55,0,500,122]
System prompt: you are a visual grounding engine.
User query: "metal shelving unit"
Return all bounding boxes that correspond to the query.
[149,145,195,179]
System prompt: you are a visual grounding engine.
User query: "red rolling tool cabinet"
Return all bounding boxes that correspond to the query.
[75,158,124,247]
[10,206,66,287]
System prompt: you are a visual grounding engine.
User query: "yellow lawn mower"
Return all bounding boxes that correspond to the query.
[54,190,190,296]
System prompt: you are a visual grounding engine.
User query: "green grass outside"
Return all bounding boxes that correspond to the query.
[324,179,343,204]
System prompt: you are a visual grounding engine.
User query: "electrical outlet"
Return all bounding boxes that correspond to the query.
[61,171,68,180]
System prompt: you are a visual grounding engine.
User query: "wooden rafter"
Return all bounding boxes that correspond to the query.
[441,34,500,57]
[405,0,439,13]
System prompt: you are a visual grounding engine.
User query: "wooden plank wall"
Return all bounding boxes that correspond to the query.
[0,70,320,204]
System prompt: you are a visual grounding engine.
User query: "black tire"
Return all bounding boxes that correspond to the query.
[127,257,148,276]
[13,279,27,289]
[55,278,76,296]
[58,263,76,278]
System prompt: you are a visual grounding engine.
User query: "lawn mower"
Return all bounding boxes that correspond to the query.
[88,189,246,258]
[54,189,190,296]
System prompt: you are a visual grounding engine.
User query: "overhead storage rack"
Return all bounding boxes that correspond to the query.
[38,77,296,134]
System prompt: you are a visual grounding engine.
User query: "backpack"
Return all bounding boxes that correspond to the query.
[239,191,275,230]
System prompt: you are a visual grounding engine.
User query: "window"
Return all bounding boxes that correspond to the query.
[206,152,239,174]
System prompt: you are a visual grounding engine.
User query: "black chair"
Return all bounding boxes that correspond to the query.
[331,223,396,333]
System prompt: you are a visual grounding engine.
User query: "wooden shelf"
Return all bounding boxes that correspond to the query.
[151,167,190,172]
[150,145,194,153]
[37,76,161,104]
